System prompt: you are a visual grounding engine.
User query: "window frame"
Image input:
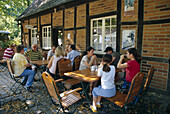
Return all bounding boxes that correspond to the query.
[90,15,117,54]
[42,26,51,49]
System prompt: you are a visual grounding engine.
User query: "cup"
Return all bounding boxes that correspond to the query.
[43,57,45,61]
[91,65,97,72]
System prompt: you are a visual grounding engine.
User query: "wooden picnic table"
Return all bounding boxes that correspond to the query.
[30,60,49,66]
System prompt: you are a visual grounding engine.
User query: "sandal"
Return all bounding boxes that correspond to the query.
[90,105,97,112]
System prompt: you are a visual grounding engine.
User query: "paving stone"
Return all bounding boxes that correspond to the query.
[18,96,26,102]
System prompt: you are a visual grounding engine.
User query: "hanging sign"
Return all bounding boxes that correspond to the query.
[25,25,33,29]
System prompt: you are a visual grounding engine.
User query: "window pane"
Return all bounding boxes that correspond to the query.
[98,27,102,35]
[93,28,97,35]
[105,27,110,34]
[98,43,102,51]
[105,18,110,26]
[93,20,97,27]
[92,36,98,43]
[111,18,117,25]
[98,20,102,27]
[111,27,116,34]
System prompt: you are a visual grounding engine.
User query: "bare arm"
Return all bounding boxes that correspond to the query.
[117,54,128,69]
[47,56,54,68]
[47,56,51,61]
[84,55,97,68]
[24,63,32,67]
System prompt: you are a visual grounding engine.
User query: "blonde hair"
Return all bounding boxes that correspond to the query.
[55,46,64,57]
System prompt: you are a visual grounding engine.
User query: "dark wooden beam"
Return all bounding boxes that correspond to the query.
[116,0,121,53]
[142,56,169,63]
[121,21,138,25]
[86,3,90,48]
[137,0,144,56]
[144,18,170,25]
[89,11,117,20]
[74,7,77,44]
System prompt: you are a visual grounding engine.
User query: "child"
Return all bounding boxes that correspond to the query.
[91,54,116,112]
[117,48,140,89]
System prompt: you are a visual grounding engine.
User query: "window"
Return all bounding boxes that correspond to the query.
[31,28,37,45]
[42,26,51,49]
[91,15,117,53]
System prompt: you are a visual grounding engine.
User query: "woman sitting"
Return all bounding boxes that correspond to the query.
[117,48,140,89]
[79,46,97,70]
[47,46,65,79]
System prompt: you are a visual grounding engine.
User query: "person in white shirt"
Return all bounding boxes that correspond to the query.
[67,45,80,65]
[47,46,64,79]
[47,45,56,60]
[79,46,97,70]
[90,54,116,112]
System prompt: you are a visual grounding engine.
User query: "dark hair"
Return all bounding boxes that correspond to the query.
[86,46,94,52]
[127,48,138,62]
[70,45,76,50]
[16,45,24,53]
[102,54,112,72]
[81,51,87,57]
[104,47,113,52]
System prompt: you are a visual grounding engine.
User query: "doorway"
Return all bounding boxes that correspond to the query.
[53,27,63,46]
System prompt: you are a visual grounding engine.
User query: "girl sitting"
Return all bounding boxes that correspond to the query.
[117,48,140,89]
[91,54,116,112]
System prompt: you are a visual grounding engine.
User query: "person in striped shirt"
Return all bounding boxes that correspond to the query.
[24,44,43,61]
[24,44,43,81]
[3,45,15,60]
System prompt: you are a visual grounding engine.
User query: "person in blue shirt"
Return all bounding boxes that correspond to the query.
[67,44,80,65]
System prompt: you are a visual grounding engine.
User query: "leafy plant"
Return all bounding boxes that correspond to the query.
[0,0,34,46]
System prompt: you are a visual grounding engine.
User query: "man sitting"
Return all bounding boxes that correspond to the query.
[24,44,43,61]
[67,44,80,65]
[24,44,43,80]
[47,45,56,61]
[104,46,120,68]
[13,45,35,92]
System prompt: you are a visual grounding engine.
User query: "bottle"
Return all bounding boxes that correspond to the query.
[43,57,45,61]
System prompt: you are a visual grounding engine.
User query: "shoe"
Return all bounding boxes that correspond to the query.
[96,104,101,108]
[21,82,26,86]
[34,78,39,82]
[24,86,33,92]
[90,105,97,112]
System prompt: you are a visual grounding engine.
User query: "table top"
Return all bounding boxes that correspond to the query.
[30,60,49,66]
[64,69,100,83]
[64,68,123,83]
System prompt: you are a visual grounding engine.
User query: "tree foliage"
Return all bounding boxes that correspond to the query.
[0,0,33,45]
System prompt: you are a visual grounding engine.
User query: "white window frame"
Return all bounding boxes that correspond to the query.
[90,15,117,54]
[42,26,51,49]
[31,28,37,45]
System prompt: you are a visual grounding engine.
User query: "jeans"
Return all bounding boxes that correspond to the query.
[122,79,131,89]
[19,69,35,87]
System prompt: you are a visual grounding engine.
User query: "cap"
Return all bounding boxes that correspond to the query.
[86,46,95,51]
[104,47,113,52]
